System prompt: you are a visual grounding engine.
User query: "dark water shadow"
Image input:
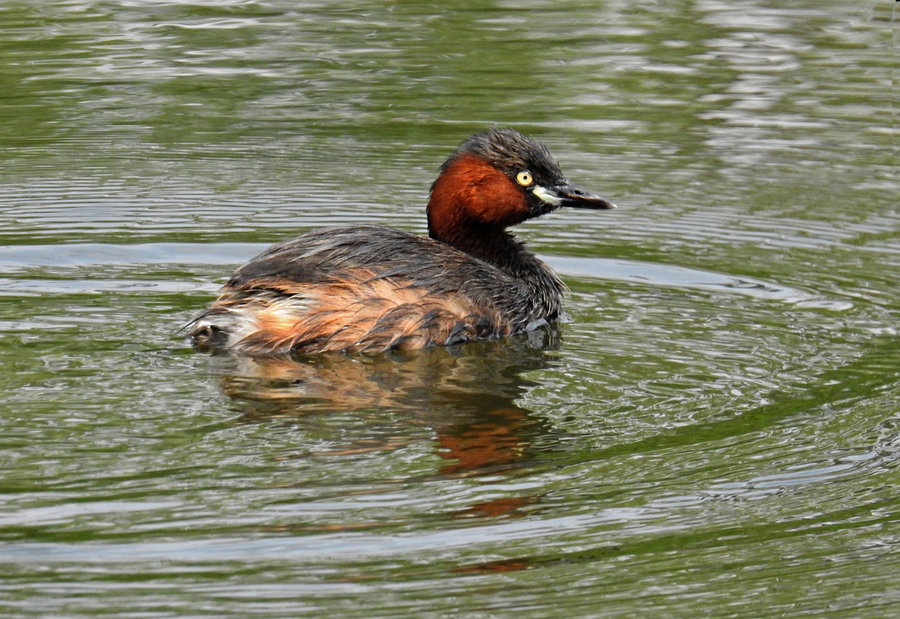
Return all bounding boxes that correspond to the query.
[205,329,563,493]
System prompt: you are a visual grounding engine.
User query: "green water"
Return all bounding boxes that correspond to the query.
[1,1,898,616]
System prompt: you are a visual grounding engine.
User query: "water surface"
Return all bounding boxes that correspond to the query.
[1,1,898,616]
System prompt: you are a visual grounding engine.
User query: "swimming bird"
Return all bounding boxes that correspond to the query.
[188,128,615,355]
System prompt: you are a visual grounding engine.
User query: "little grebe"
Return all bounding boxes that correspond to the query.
[188,128,615,355]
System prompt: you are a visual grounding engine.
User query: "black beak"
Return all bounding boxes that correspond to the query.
[556,183,617,210]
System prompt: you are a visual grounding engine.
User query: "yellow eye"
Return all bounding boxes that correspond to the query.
[515,171,534,187]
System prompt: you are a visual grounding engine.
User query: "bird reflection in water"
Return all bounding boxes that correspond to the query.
[204,329,565,574]
[207,329,560,517]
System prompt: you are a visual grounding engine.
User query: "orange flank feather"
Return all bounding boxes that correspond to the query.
[202,268,507,355]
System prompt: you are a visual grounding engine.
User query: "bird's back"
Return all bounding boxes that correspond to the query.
[188,226,540,355]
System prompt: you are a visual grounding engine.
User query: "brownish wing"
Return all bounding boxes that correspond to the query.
[189,226,517,354]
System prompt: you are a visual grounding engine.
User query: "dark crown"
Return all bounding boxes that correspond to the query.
[444,128,567,186]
